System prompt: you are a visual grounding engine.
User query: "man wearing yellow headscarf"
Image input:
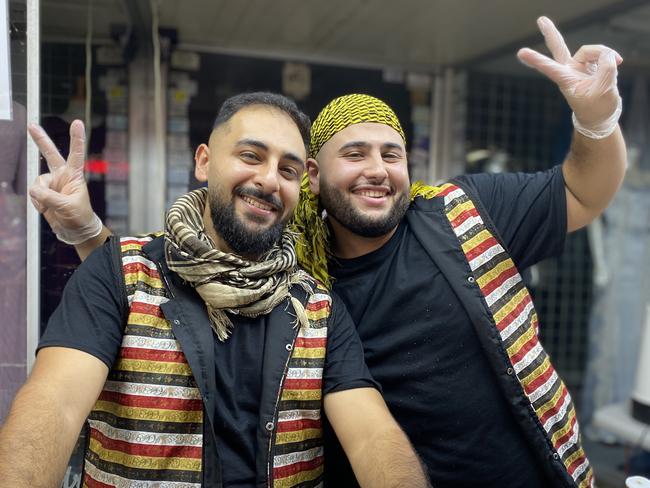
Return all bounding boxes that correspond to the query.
[290,17,624,488]
[29,17,624,488]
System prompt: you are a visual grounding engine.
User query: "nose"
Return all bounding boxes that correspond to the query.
[253,161,281,194]
[362,151,389,182]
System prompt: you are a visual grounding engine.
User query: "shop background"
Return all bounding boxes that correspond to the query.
[3,1,650,486]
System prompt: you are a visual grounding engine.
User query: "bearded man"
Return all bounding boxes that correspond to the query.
[0,92,429,488]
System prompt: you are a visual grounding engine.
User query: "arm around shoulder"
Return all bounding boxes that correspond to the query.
[75,224,113,261]
[0,347,108,487]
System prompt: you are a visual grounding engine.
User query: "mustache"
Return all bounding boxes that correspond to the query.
[234,186,284,212]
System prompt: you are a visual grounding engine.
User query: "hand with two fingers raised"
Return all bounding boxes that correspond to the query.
[28,119,102,244]
[517,16,622,139]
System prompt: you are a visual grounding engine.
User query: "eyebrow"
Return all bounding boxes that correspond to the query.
[339,141,371,152]
[339,141,404,153]
[382,142,404,152]
[237,138,269,151]
[237,138,305,167]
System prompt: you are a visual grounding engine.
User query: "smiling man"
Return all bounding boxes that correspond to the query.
[291,17,626,488]
[196,107,305,259]
[0,92,429,487]
[313,121,411,257]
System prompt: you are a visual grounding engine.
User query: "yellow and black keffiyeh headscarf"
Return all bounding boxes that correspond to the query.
[290,93,437,287]
[308,93,406,158]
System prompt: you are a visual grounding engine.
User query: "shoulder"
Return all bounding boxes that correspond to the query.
[119,232,164,258]
[303,274,334,318]
[77,236,120,279]
[116,233,165,270]
[409,181,476,212]
[451,166,565,199]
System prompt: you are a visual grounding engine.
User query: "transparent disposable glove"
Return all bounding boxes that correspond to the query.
[517,16,623,139]
[28,120,102,245]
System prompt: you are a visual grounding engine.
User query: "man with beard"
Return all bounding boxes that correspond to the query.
[26,17,624,488]
[290,18,625,488]
[0,92,429,487]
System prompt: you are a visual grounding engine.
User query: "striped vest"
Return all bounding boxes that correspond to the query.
[81,235,331,487]
[416,184,593,488]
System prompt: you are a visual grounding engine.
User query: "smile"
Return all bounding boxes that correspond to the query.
[351,185,392,199]
[355,190,388,198]
[240,195,276,212]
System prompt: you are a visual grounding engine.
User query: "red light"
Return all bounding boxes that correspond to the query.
[85,159,108,174]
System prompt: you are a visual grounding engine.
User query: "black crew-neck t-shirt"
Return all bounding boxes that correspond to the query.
[208,292,377,487]
[38,239,378,487]
[327,167,567,487]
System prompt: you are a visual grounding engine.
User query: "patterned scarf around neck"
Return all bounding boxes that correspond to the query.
[165,188,313,341]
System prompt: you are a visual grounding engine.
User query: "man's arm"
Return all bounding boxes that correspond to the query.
[324,387,429,487]
[28,120,112,261]
[0,347,108,487]
[74,224,113,260]
[562,127,626,231]
[517,16,626,232]
[0,239,126,486]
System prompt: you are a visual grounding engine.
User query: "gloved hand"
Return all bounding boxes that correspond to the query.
[28,120,102,245]
[517,16,623,139]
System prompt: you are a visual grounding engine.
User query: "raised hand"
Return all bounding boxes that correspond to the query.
[28,120,101,244]
[517,16,622,138]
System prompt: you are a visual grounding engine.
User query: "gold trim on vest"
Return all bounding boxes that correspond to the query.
[271,287,330,488]
[427,184,593,488]
[83,236,203,487]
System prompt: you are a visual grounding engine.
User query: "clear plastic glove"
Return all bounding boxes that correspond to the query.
[517,16,623,139]
[28,120,102,245]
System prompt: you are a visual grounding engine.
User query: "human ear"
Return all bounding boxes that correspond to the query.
[194,144,210,182]
[306,157,320,195]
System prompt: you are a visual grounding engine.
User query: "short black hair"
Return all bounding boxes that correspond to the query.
[213,92,311,150]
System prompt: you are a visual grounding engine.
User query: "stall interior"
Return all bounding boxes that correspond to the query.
[28,0,650,484]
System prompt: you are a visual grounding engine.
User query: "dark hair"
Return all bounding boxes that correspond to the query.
[213,92,311,150]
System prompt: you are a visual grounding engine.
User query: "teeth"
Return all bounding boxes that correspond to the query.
[357,190,386,198]
[242,196,273,211]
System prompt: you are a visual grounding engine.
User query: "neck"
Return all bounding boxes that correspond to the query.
[329,217,398,259]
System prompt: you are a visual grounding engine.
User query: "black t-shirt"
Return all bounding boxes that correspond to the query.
[328,167,567,487]
[208,288,378,487]
[39,241,378,487]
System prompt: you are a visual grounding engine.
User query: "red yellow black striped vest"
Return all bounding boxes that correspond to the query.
[81,235,331,487]
[420,184,594,488]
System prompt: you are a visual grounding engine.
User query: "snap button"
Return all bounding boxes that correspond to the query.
[506,367,514,376]
[467,276,475,283]
[552,452,559,460]
[265,421,274,432]
[285,343,293,352]
[173,319,181,325]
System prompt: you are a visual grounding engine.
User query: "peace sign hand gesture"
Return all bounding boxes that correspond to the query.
[28,120,102,244]
[517,16,622,139]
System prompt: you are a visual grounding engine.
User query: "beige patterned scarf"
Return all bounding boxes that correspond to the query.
[165,188,313,341]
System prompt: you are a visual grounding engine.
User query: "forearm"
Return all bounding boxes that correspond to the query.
[349,424,429,488]
[563,126,626,224]
[74,225,112,261]
[0,381,83,487]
